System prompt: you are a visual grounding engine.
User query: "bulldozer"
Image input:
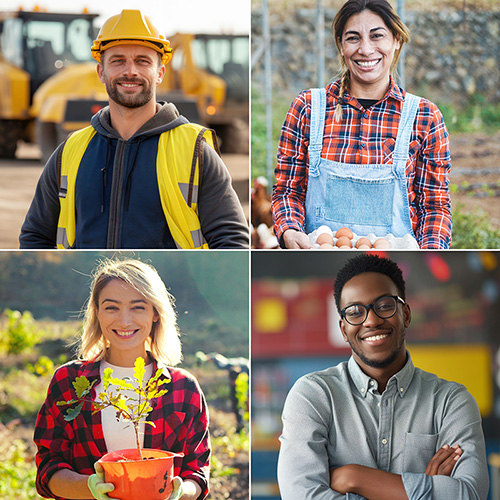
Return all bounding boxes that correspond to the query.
[0,8,249,161]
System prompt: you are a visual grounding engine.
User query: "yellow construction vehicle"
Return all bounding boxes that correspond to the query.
[0,8,100,158]
[0,8,248,161]
[168,33,249,153]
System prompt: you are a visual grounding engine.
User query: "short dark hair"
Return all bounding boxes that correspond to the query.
[334,254,406,311]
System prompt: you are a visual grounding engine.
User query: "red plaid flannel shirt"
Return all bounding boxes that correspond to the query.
[34,356,210,500]
[272,77,452,249]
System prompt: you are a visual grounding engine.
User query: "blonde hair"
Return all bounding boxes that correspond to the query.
[79,258,182,366]
[332,0,410,122]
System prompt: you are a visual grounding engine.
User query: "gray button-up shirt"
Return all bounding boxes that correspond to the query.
[277,353,488,500]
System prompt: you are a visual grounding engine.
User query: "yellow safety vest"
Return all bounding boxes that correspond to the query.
[57,123,218,249]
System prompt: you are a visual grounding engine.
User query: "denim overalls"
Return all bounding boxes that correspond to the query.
[304,88,421,238]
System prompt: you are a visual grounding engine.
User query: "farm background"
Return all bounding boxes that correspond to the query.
[251,0,500,248]
[0,251,249,500]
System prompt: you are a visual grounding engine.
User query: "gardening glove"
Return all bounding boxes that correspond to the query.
[88,462,115,500]
[169,476,184,500]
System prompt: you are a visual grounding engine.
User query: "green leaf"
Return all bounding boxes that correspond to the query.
[110,378,135,391]
[63,402,84,421]
[134,357,146,388]
[148,389,169,400]
[73,376,91,398]
[144,421,156,428]
[56,399,78,407]
[103,368,114,391]
[146,368,164,388]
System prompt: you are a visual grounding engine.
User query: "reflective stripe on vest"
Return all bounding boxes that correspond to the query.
[56,123,215,249]
[157,123,217,249]
[57,126,97,249]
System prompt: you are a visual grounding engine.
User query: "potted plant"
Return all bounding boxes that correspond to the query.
[57,357,182,500]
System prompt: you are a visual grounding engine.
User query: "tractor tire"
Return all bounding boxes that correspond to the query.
[215,118,249,154]
[0,120,22,159]
[35,120,59,164]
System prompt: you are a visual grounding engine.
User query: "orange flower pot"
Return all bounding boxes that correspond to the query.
[98,449,183,500]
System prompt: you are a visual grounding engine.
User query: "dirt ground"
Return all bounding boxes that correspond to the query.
[1,406,248,500]
[448,132,500,229]
[0,142,249,250]
[2,133,499,249]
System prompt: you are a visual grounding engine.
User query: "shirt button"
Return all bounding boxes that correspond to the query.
[370,381,374,386]
[361,143,366,148]
[400,388,404,393]
[364,113,369,118]
[382,438,388,445]
[361,388,366,393]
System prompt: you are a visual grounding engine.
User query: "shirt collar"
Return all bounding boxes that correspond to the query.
[347,350,415,398]
[327,75,404,105]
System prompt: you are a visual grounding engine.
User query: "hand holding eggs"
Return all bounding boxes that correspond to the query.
[313,225,395,249]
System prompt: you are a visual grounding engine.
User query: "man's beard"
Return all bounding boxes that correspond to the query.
[105,77,154,108]
[348,332,406,369]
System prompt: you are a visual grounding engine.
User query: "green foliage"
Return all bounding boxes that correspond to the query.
[57,357,169,457]
[26,356,55,377]
[235,372,249,422]
[251,86,295,181]
[451,203,500,249]
[438,95,500,134]
[0,437,40,500]
[0,309,39,355]
[210,430,249,478]
[0,369,51,419]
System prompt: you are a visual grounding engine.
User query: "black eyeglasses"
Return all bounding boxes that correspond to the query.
[340,295,405,325]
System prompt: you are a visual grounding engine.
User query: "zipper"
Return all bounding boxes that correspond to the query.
[107,139,126,248]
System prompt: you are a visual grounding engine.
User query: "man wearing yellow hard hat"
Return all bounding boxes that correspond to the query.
[20,9,248,249]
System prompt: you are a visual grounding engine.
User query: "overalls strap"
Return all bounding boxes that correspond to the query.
[308,88,327,177]
[392,92,421,176]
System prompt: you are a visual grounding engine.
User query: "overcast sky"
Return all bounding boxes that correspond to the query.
[1,0,250,34]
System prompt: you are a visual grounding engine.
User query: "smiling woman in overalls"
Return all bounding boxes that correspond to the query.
[272,0,452,249]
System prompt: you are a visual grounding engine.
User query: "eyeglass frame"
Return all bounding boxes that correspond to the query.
[340,295,406,326]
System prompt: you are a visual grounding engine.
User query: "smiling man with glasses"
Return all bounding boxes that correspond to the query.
[277,254,488,500]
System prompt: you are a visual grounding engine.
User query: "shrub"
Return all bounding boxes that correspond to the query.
[0,436,39,500]
[0,309,39,355]
[451,203,500,248]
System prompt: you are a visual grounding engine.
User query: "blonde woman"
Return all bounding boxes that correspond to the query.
[272,0,452,249]
[34,259,210,500]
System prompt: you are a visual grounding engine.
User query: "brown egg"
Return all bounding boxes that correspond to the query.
[357,244,372,249]
[317,232,334,246]
[319,243,334,249]
[336,236,353,248]
[335,227,353,240]
[355,237,372,249]
[339,245,351,249]
[373,238,391,249]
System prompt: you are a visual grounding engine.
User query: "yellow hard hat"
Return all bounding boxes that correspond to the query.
[91,9,173,65]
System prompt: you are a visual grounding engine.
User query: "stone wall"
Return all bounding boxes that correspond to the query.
[251,9,500,106]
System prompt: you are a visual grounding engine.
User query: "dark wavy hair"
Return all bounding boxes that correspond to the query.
[333,254,406,311]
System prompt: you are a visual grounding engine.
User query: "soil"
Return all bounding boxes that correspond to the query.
[1,402,248,500]
[208,408,249,500]
[448,132,500,230]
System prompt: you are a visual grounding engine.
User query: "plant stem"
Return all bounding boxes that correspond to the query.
[134,421,143,460]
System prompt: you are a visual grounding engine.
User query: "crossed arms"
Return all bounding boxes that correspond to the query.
[330,444,462,500]
[277,370,489,500]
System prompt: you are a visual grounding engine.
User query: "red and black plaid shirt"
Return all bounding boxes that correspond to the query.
[34,356,210,500]
[272,77,452,249]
